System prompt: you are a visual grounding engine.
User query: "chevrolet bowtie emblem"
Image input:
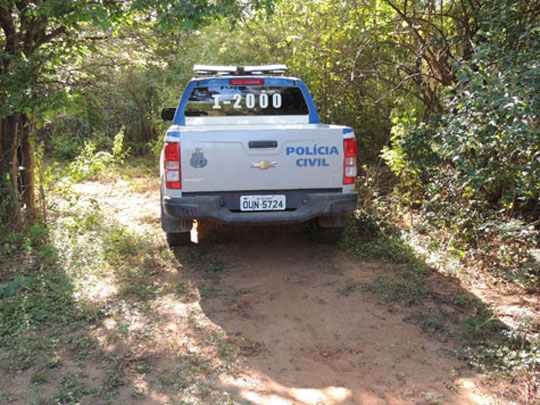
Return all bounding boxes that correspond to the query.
[251,161,277,170]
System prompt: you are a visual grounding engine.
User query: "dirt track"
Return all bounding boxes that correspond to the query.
[1,178,511,405]
[98,178,505,404]
[182,222,500,405]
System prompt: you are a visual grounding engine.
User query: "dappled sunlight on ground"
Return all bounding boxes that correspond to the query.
[220,372,354,405]
[192,225,505,405]
[86,177,516,403]
[72,179,160,236]
[0,172,524,404]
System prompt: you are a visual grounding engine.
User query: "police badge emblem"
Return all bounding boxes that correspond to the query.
[190,148,208,168]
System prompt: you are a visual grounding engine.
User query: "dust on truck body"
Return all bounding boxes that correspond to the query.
[160,64,358,246]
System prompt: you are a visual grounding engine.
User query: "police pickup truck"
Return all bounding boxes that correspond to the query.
[160,64,358,246]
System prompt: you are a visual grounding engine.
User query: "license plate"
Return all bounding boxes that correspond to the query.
[240,195,286,211]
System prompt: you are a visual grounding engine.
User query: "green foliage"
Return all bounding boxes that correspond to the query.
[1,0,275,119]
[43,127,132,192]
[0,276,34,299]
[49,371,93,404]
[466,333,540,376]
[101,226,169,300]
[340,210,419,264]
[0,172,18,225]
[147,135,165,160]
[340,210,432,305]
[2,2,538,401]
[382,113,440,179]
[0,222,48,259]
[384,0,539,217]
[380,0,539,287]
[463,309,496,338]
[363,266,431,306]
[1,0,277,226]
[422,392,445,405]
[0,270,76,338]
[0,224,89,370]
[413,311,447,334]
[67,143,115,182]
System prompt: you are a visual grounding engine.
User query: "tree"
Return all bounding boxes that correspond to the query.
[0,0,273,227]
[383,0,540,218]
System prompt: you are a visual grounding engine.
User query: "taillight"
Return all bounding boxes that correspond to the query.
[164,142,181,189]
[343,138,357,185]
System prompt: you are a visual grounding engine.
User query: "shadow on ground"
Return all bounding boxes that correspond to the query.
[172,221,512,405]
[0,218,516,405]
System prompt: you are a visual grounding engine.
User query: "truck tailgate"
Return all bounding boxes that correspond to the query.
[180,126,343,192]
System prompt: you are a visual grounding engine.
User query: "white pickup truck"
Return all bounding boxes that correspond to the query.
[160,64,358,246]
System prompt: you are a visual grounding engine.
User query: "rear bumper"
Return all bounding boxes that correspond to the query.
[163,191,358,224]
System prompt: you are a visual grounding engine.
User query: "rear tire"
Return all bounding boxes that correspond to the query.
[309,223,342,243]
[166,232,191,247]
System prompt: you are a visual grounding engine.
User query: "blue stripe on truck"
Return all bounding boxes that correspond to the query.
[173,80,197,126]
[166,131,181,138]
[296,80,321,124]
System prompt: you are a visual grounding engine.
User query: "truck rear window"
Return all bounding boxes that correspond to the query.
[185,86,309,117]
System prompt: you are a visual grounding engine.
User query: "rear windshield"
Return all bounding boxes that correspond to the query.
[185,85,309,117]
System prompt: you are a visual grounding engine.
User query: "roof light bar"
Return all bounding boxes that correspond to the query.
[193,64,288,77]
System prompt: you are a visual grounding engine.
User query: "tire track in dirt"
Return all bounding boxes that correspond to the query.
[182,222,502,405]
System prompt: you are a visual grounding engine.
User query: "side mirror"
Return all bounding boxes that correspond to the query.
[161,107,176,121]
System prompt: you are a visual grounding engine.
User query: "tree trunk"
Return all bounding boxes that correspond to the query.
[0,115,23,227]
[0,112,37,227]
[20,115,36,223]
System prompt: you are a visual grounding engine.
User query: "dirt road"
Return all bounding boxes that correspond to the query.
[181,222,501,405]
[1,177,513,405]
[94,177,508,404]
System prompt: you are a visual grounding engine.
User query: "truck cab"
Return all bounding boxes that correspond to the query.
[160,64,358,246]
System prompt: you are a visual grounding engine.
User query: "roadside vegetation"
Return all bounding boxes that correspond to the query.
[339,208,539,401]
[1,0,538,403]
[1,156,248,404]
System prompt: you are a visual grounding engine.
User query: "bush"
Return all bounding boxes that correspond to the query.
[66,127,130,182]
[381,0,539,284]
[383,0,539,218]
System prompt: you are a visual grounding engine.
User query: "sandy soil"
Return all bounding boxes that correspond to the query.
[190,223,503,405]
[1,178,523,404]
